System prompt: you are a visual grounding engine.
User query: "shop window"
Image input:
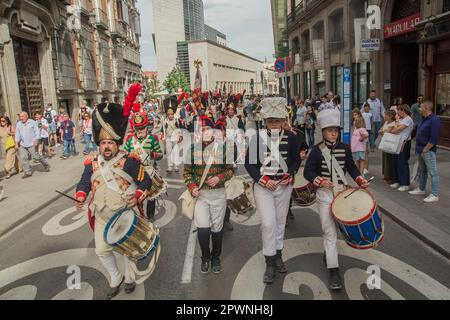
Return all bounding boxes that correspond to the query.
[352,62,372,109]
[436,73,450,117]
[331,66,343,96]
[303,71,311,99]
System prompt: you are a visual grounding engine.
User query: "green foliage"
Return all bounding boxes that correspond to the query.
[146,74,161,98]
[163,67,190,93]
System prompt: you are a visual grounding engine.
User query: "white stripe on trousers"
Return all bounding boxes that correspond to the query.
[254,183,293,257]
[316,185,344,269]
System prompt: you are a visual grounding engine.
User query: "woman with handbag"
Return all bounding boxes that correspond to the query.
[0,116,22,179]
[385,104,414,192]
[182,115,234,274]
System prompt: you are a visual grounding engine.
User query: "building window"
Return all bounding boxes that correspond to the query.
[444,0,450,12]
[303,71,311,99]
[331,66,343,96]
[436,73,450,117]
[294,73,300,97]
[352,62,372,109]
[315,69,326,96]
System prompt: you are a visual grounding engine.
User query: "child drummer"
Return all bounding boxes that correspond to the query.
[303,108,369,290]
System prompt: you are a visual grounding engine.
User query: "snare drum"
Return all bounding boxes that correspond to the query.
[104,208,161,261]
[146,166,167,200]
[225,177,256,216]
[292,170,317,207]
[331,188,384,249]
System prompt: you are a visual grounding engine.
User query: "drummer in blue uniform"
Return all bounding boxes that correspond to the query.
[303,108,369,290]
[75,89,152,299]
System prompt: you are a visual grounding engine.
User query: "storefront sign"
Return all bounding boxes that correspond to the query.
[342,67,351,144]
[384,13,421,39]
[361,39,380,51]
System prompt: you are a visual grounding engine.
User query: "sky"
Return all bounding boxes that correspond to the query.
[136,0,275,71]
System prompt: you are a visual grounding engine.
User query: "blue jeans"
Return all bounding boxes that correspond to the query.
[307,128,315,148]
[418,151,439,196]
[83,133,97,153]
[63,139,77,156]
[370,121,382,148]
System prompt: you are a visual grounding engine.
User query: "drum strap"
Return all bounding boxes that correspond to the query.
[92,154,136,194]
[320,145,349,191]
[259,130,287,175]
[199,142,219,189]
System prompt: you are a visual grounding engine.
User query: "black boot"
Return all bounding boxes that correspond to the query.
[224,208,234,231]
[197,228,211,273]
[263,255,276,284]
[329,268,342,290]
[211,231,223,274]
[146,200,156,222]
[106,276,124,300]
[275,250,287,273]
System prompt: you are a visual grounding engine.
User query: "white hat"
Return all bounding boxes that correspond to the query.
[260,97,288,119]
[317,109,341,130]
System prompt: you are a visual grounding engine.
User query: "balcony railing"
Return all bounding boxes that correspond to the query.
[78,0,92,16]
[93,8,108,30]
[110,19,126,38]
[328,40,345,52]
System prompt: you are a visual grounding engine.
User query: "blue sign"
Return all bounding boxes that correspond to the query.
[342,67,351,144]
[274,58,286,73]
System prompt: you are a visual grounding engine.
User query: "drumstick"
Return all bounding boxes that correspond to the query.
[55,190,82,203]
[344,177,375,199]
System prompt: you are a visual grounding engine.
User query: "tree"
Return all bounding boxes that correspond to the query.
[163,66,190,93]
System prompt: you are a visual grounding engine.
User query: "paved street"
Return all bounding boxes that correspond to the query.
[1,155,449,300]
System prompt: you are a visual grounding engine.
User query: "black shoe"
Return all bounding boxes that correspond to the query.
[322,251,326,266]
[106,276,124,300]
[275,250,287,273]
[124,282,136,294]
[211,258,222,274]
[201,259,210,274]
[224,221,234,231]
[43,164,50,172]
[329,268,342,290]
[263,256,276,284]
[22,173,33,179]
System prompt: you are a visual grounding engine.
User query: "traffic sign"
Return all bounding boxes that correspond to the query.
[274,58,286,73]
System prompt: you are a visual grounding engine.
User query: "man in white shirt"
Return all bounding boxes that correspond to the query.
[362,90,385,150]
[15,112,50,178]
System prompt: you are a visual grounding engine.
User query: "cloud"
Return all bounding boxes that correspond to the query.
[137,0,275,70]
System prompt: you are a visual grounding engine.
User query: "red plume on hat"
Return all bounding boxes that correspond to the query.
[123,83,142,117]
[200,114,214,128]
[214,116,226,130]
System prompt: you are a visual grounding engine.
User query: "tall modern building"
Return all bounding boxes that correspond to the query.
[153,0,186,86]
[270,0,289,58]
[205,24,227,46]
[183,0,205,41]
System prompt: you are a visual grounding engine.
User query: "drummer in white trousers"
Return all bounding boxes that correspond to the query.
[183,115,234,274]
[245,97,301,284]
[303,109,368,290]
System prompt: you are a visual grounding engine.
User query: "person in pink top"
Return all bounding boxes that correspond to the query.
[351,117,369,177]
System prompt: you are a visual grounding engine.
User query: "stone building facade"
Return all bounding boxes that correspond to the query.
[0,0,142,122]
[286,0,450,147]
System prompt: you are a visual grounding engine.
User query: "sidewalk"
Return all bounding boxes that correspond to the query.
[0,143,84,237]
[367,145,450,259]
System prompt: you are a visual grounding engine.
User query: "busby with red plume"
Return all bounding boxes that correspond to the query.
[92,82,142,145]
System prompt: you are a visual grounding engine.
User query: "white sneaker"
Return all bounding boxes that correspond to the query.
[423,194,439,203]
[390,183,400,188]
[408,188,426,196]
[398,186,410,192]
[363,169,369,175]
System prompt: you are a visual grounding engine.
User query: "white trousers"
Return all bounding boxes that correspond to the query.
[166,140,180,169]
[94,216,135,285]
[254,183,293,256]
[194,188,227,233]
[316,185,344,269]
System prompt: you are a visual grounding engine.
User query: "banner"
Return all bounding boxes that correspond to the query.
[354,18,370,63]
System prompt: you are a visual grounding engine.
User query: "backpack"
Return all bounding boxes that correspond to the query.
[44,110,53,124]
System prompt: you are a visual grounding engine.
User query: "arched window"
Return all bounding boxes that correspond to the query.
[392,0,420,21]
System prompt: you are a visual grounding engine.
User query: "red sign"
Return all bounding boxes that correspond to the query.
[384,13,421,39]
